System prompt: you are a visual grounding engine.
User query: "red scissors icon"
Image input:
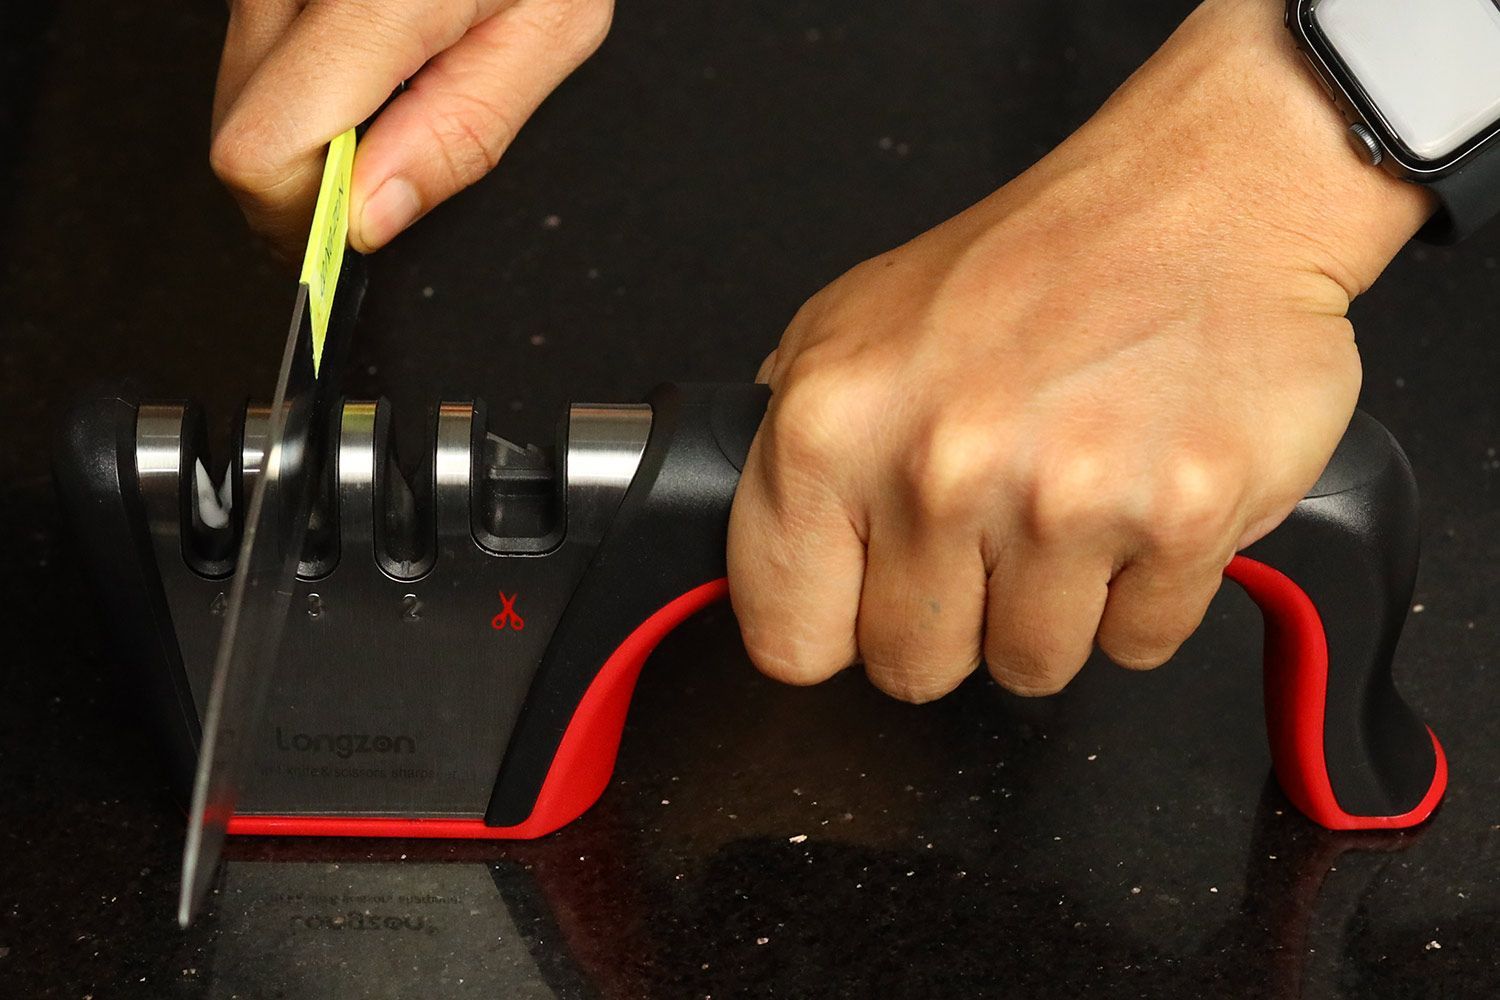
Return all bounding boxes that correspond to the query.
[492,591,525,631]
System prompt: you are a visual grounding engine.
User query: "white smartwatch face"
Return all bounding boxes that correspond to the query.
[1310,0,1500,162]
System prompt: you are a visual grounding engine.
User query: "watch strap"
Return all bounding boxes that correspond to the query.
[1419,145,1500,244]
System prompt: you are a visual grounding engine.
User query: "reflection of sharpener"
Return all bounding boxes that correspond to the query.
[55,385,1445,836]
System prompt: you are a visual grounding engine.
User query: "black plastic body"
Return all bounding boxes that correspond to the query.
[54,394,203,797]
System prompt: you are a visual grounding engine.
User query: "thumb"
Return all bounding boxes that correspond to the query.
[755,349,780,384]
[350,0,613,252]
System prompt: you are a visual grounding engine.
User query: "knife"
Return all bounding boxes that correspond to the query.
[178,129,366,927]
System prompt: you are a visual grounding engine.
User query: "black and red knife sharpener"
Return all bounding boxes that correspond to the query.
[54,383,1446,837]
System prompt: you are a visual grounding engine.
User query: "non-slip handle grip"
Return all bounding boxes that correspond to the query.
[1235,412,1444,828]
[490,386,1443,832]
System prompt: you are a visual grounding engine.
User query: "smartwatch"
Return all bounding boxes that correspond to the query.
[1287,0,1500,243]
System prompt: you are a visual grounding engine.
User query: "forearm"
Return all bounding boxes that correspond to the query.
[996,0,1437,305]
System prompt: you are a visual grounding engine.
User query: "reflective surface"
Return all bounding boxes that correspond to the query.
[174,774,1492,999]
[2,0,1498,997]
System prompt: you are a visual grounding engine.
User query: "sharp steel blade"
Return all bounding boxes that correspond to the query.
[179,130,361,928]
[178,289,325,927]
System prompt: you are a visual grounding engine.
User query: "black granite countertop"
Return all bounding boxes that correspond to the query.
[2,2,1496,997]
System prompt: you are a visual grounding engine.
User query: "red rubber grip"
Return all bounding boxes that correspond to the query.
[1226,554,1445,830]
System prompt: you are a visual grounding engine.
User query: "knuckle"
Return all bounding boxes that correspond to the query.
[320,0,429,54]
[765,359,869,467]
[985,653,1072,697]
[1097,606,1194,673]
[1023,447,1113,544]
[1098,638,1176,672]
[984,624,1079,696]
[906,419,1009,523]
[864,660,969,704]
[1140,453,1238,553]
[741,631,847,688]
[209,118,273,194]
[778,287,837,349]
[534,0,615,61]
[860,618,982,704]
[427,93,517,186]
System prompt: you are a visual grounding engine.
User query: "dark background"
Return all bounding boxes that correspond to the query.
[2,1,1497,997]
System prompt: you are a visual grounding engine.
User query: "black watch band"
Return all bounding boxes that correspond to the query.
[1421,151,1500,244]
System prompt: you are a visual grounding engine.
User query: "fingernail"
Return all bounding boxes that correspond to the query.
[357,176,420,250]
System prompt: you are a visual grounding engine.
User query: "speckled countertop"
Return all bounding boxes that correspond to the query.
[1,2,1497,997]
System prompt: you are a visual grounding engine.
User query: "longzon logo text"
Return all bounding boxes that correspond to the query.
[274,727,416,759]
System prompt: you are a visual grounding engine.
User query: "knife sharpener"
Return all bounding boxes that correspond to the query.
[54,383,1446,836]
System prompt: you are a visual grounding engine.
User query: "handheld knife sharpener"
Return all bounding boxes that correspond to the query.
[55,384,1447,836]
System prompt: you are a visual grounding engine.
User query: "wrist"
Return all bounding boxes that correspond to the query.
[1006,0,1436,304]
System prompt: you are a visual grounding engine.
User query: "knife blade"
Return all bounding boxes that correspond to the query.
[178,129,365,927]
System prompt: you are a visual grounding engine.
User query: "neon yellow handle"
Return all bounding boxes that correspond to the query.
[299,128,357,375]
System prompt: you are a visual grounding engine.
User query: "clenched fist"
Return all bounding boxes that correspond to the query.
[726,0,1434,702]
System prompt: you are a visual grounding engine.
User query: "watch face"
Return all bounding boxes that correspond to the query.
[1309,0,1500,164]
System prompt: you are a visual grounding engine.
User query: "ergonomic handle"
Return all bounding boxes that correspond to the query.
[488,384,1445,834]
[1233,410,1445,828]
